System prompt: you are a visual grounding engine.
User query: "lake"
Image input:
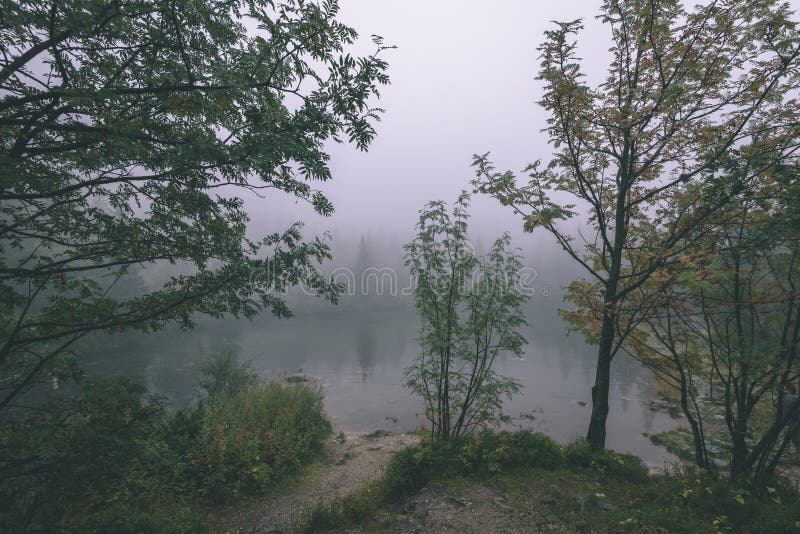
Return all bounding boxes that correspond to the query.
[77,293,681,468]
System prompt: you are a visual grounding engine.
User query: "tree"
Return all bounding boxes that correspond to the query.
[404,193,527,439]
[0,0,391,412]
[624,161,800,479]
[473,0,800,450]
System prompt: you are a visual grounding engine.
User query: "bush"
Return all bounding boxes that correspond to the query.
[197,349,258,400]
[662,466,800,533]
[381,433,645,496]
[184,380,332,502]
[306,430,800,534]
[404,194,528,439]
[459,430,565,473]
[382,442,446,497]
[563,439,648,481]
[306,430,605,531]
[381,430,566,499]
[159,353,333,503]
[0,353,333,529]
[0,378,205,533]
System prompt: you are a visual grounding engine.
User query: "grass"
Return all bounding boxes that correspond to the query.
[300,430,800,534]
[650,428,698,463]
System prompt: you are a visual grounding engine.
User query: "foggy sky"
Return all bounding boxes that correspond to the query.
[254,0,800,249]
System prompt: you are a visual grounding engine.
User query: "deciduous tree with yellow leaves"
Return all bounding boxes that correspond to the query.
[474,0,800,450]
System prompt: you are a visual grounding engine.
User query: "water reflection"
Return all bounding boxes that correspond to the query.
[77,294,679,467]
[355,317,375,383]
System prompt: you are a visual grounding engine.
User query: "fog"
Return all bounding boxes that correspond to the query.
[228,1,626,306]
[248,2,612,242]
[252,0,800,247]
[82,1,800,464]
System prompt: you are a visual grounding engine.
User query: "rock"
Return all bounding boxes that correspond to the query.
[365,429,392,440]
[447,495,471,507]
[578,401,587,406]
[285,374,309,383]
[598,499,617,512]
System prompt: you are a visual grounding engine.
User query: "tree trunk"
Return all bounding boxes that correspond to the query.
[587,310,615,451]
[684,404,709,469]
[730,425,748,480]
[586,181,626,451]
[674,359,709,468]
[730,392,749,479]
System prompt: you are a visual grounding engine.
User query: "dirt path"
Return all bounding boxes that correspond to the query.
[214,431,419,533]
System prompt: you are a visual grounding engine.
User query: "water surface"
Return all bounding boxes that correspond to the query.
[79,297,680,467]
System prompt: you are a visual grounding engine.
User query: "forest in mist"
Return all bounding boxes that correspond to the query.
[3,1,800,532]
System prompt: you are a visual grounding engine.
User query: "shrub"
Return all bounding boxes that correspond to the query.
[381,430,566,500]
[197,349,258,400]
[508,430,565,469]
[404,194,527,439]
[0,379,206,532]
[307,430,600,531]
[187,381,332,502]
[663,466,800,533]
[0,353,334,529]
[308,431,800,534]
[459,430,565,473]
[383,441,453,497]
[564,439,648,481]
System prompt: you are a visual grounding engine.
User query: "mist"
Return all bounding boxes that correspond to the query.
[88,1,800,464]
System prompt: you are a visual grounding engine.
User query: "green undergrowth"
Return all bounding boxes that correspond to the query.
[301,430,800,534]
[498,464,800,533]
[650,428,699,463]
[0,352,332,533]
[300,430,647,532]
